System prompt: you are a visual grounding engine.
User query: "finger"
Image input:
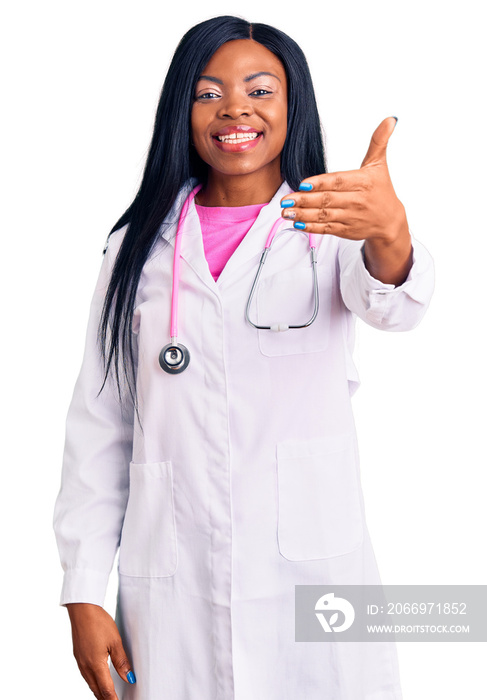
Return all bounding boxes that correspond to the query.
[294,169,368,193]
[289,220,355,238]
[360,116,397,168]
[90,662,120,699]
[109,637,136,685]
[281,190,356,211]
[78,665,104,699]
[281,207,348,225]
[78,662,118,700]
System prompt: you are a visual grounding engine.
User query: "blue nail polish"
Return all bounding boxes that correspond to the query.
[281,199,295,208]
[127,671,136,684]
[294,221,306,230]
[298,182,313,191]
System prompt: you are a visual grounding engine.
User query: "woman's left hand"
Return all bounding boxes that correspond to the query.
[280,116,413,286]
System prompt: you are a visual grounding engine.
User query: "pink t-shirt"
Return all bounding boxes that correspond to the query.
[195,202,267,281]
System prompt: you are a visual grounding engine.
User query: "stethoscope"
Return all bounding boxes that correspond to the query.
[159,184,320,374]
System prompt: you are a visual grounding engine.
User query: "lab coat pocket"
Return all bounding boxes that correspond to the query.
[118,461,178,577]
[256,266,332,356]
[276,435,364,561]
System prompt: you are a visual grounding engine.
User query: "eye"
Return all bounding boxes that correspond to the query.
[195,91,221,100]
[249,89,272,97]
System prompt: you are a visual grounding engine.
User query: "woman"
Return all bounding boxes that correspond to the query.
[53,15,434,700]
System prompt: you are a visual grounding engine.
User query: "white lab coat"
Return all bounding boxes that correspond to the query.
[54,179,435,699]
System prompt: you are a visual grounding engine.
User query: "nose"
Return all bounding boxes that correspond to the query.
[217,90,254,120]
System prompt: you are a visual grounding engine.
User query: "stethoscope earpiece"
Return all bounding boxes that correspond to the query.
[159,343,190,374]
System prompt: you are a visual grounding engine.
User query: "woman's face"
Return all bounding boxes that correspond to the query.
[191,39,288,186]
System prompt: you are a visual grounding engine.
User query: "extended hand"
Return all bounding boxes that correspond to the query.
[281,116,407,242]
[280,116,413,285]
[66,603,135,699]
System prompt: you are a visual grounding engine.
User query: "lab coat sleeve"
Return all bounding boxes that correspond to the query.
[53,226,134,608]
[337,233,435,330]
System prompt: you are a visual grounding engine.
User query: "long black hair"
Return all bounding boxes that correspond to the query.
[99,15,327,403]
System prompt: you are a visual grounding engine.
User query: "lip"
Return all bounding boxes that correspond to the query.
[211,125,263,153]
[212,124,260,137]
[212,133,263,153]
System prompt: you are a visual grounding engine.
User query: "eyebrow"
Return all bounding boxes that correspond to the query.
[198,75,223,85]
[197,71,281,84]
[244,71,281,83]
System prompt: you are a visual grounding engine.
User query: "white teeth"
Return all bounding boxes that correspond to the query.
[216,132,259,143]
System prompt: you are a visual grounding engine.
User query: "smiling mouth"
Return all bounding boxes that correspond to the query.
[214,131,261,143]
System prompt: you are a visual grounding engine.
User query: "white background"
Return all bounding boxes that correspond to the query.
[2,0,485,697]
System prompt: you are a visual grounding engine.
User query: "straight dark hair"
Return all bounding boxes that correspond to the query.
[99,15,327,405]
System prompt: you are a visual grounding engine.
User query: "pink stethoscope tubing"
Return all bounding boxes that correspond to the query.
[170,183,203,341]
[160,184,319,373]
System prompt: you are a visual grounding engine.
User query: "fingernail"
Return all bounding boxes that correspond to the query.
[282,209,296,219]
[298,182,313,191]
[294,221,306,230]
[127,671,136,684]
[281,199,295,208]
[392,116,398,129]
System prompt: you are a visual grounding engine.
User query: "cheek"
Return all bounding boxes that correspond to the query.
[190,112,208,157]
[268,103,288,145]
[191,107,204,138]
[190,113,198,143]
[279,115,288,144]
[273,116,288,152]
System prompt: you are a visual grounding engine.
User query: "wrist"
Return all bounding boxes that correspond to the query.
[368,201,410,248]
[363,213,413,286]
[66,602,105,621]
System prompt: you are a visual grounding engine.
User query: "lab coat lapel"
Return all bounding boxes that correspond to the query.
[158,180,295,291]
[216,181,294,286]
[159,181,216,291]
[179,203,217,288]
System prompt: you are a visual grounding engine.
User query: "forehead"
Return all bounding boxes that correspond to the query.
[200,39,286,81]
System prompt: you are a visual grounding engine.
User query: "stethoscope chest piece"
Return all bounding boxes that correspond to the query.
[159,343,190,374]
[159,183,320,376]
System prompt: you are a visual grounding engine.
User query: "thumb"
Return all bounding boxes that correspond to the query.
[360,116,398,168]
[109,636,136,685]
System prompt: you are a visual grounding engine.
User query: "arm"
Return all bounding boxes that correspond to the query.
[53,226,136,696]
[53,227,133,606]
[279,117,434,327]
[362,208,413,287]
[338,233,434,330]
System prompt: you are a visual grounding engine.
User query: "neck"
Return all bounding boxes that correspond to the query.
[196,170,284,207]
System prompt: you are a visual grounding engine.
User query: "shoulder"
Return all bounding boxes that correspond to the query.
[103,223,130,258]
